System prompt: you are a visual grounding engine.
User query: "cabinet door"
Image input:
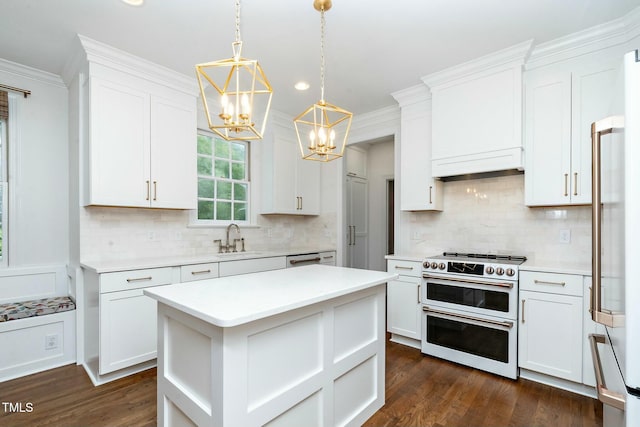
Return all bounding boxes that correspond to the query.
[570,62,619,204]
[387,276,421,339]
[346,176,368,269]
[99,288,158,374]
[400,99,443,211]
[296,152,320,214]
[519,290,583,382]
[345,146,367,178]
[150,94,197,209]
[89,77,150,207]
[524,71,572,206]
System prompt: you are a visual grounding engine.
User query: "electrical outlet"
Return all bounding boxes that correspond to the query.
[266,228,273,238]
[45,334,59,350]
[558,229,571,244]
[147,231,155,240]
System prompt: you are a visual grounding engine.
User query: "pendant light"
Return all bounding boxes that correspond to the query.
[195,0,273,141]
[293,0,352,162]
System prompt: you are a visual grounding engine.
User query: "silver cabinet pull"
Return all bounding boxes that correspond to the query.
[429,185,433,204]
[394,266,413,271]
[423,274,513,289]
[300,196,303,210]
[191,270,211,275]
[591,117,625,327]
[322,255,334,260]
[564,173,569,196]
[589,333,626,410]
[573,172,578,196]
[423,306,514,329]
[146,180,150,201]
[126,276,152,283]
[153,181,157,201]
[534,279,566,286]
[417,284,421,304]
[521,299,525,324]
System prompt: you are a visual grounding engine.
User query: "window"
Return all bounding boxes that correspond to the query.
[196,131,250,223]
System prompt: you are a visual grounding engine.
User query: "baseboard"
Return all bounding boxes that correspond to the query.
[519,368,597,398]
[82,357,156,386]
[389,334,421,350]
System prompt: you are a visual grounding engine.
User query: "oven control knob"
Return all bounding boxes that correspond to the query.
[486,266,495,275]
[438,262,446,270]
[506,268,515,277]
[496,267,505,276]
[431,262,438,269]
[423,261,430,269]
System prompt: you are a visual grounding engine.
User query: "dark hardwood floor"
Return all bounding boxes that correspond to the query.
[1,340,601,427]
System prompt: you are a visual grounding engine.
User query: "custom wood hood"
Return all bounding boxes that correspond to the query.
[422,40,533,178]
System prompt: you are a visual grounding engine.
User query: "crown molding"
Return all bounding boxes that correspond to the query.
[0,57,65,88]
[63,34,198,95]
[391,84,431,107]
[349,105,400,144]
[422,39,533,89]
[526,6,640,70]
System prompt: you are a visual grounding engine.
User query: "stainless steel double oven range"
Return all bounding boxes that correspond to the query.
[421,252,526,379]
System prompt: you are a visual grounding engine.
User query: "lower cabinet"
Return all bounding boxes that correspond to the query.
[386,259,422,348]
[99,289,158,374]
[518,270,586,385]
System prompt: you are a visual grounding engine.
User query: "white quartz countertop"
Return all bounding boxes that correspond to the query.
[144,265,397,327]
[81,248,336,273]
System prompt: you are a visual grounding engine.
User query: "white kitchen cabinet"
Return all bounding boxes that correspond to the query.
[87,73,196,209]
[518,271,583,383]
[524,59,619,206]
[345,145,367,178]
[71,36,197,209]
[391,85,443,211]
[180,262,220,282]
[97,267,174,375]
[319,251,336,265]
[386,258,422,348]
[422,41,531,177]
[261,115,320,215]
[345,176,368,269]
[218,256,286,277]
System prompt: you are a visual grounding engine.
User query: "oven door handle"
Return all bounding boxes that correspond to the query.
[422,274,513,289]
[423,306,514,329]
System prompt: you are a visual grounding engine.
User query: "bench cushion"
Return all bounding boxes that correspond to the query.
[0,296,75,322]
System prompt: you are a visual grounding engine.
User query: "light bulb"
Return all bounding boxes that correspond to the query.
[308,129,316,149]
[228,102,235,119]
[318,127,326,146]
[221,93,228,108]
[241,94,250,115]
[328,129,336,149]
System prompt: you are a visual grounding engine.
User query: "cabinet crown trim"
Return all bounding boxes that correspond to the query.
[422,39,533,89]
[67,34,198,95]
[391,84,431,107]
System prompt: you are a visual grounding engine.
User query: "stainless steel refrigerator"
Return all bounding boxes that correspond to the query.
[590,49,640,427]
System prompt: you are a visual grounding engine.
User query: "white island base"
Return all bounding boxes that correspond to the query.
[145,265,396,427]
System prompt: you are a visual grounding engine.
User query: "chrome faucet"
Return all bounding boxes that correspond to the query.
[214,223,244,253]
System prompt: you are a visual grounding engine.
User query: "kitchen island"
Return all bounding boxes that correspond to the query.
[144,265,397,427]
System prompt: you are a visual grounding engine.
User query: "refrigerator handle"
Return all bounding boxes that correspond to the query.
[590,117,625,328]
[589,333,626,411]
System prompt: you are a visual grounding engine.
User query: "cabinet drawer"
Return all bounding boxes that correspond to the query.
[319,251,336,265]
[100,267,174,293]
[180,263,220,282]
[387,259,422,277]
[219,256,286,277]
[519,271,583,296]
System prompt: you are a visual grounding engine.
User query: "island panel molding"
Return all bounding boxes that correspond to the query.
[145,265,396,426]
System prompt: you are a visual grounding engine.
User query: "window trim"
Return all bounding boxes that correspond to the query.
[192,129,252,227]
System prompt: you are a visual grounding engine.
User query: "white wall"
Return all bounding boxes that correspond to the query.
[366,140,394,271]
[0,59,69,270]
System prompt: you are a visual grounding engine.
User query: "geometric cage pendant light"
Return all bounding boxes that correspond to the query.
[195,0,273,141]
[293,0,352,162]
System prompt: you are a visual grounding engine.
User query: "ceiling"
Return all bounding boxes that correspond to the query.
[1,0,639,116]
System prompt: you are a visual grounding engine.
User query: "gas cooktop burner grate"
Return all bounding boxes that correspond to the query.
[441,252,527,263]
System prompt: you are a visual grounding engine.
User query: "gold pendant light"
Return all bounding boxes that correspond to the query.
[195,0,273,141]
[293,0,352,162]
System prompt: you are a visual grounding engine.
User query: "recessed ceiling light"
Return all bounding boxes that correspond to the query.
[121,0,144,6]
[295,82,310,91]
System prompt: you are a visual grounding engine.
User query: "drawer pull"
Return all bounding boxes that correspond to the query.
[394,266,413,271]
[521,299,525,324]
[322,255,334,260]
[191,269,211,275]
[534,279,566,287]
[126,276,152,283]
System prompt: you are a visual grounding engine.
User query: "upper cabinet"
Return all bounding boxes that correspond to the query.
[422,40,533,178]
[392,85,443,211]
[345,145,367,179]
[67,35,198,209]
[524,55,619,206]
[261,113,320,215]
